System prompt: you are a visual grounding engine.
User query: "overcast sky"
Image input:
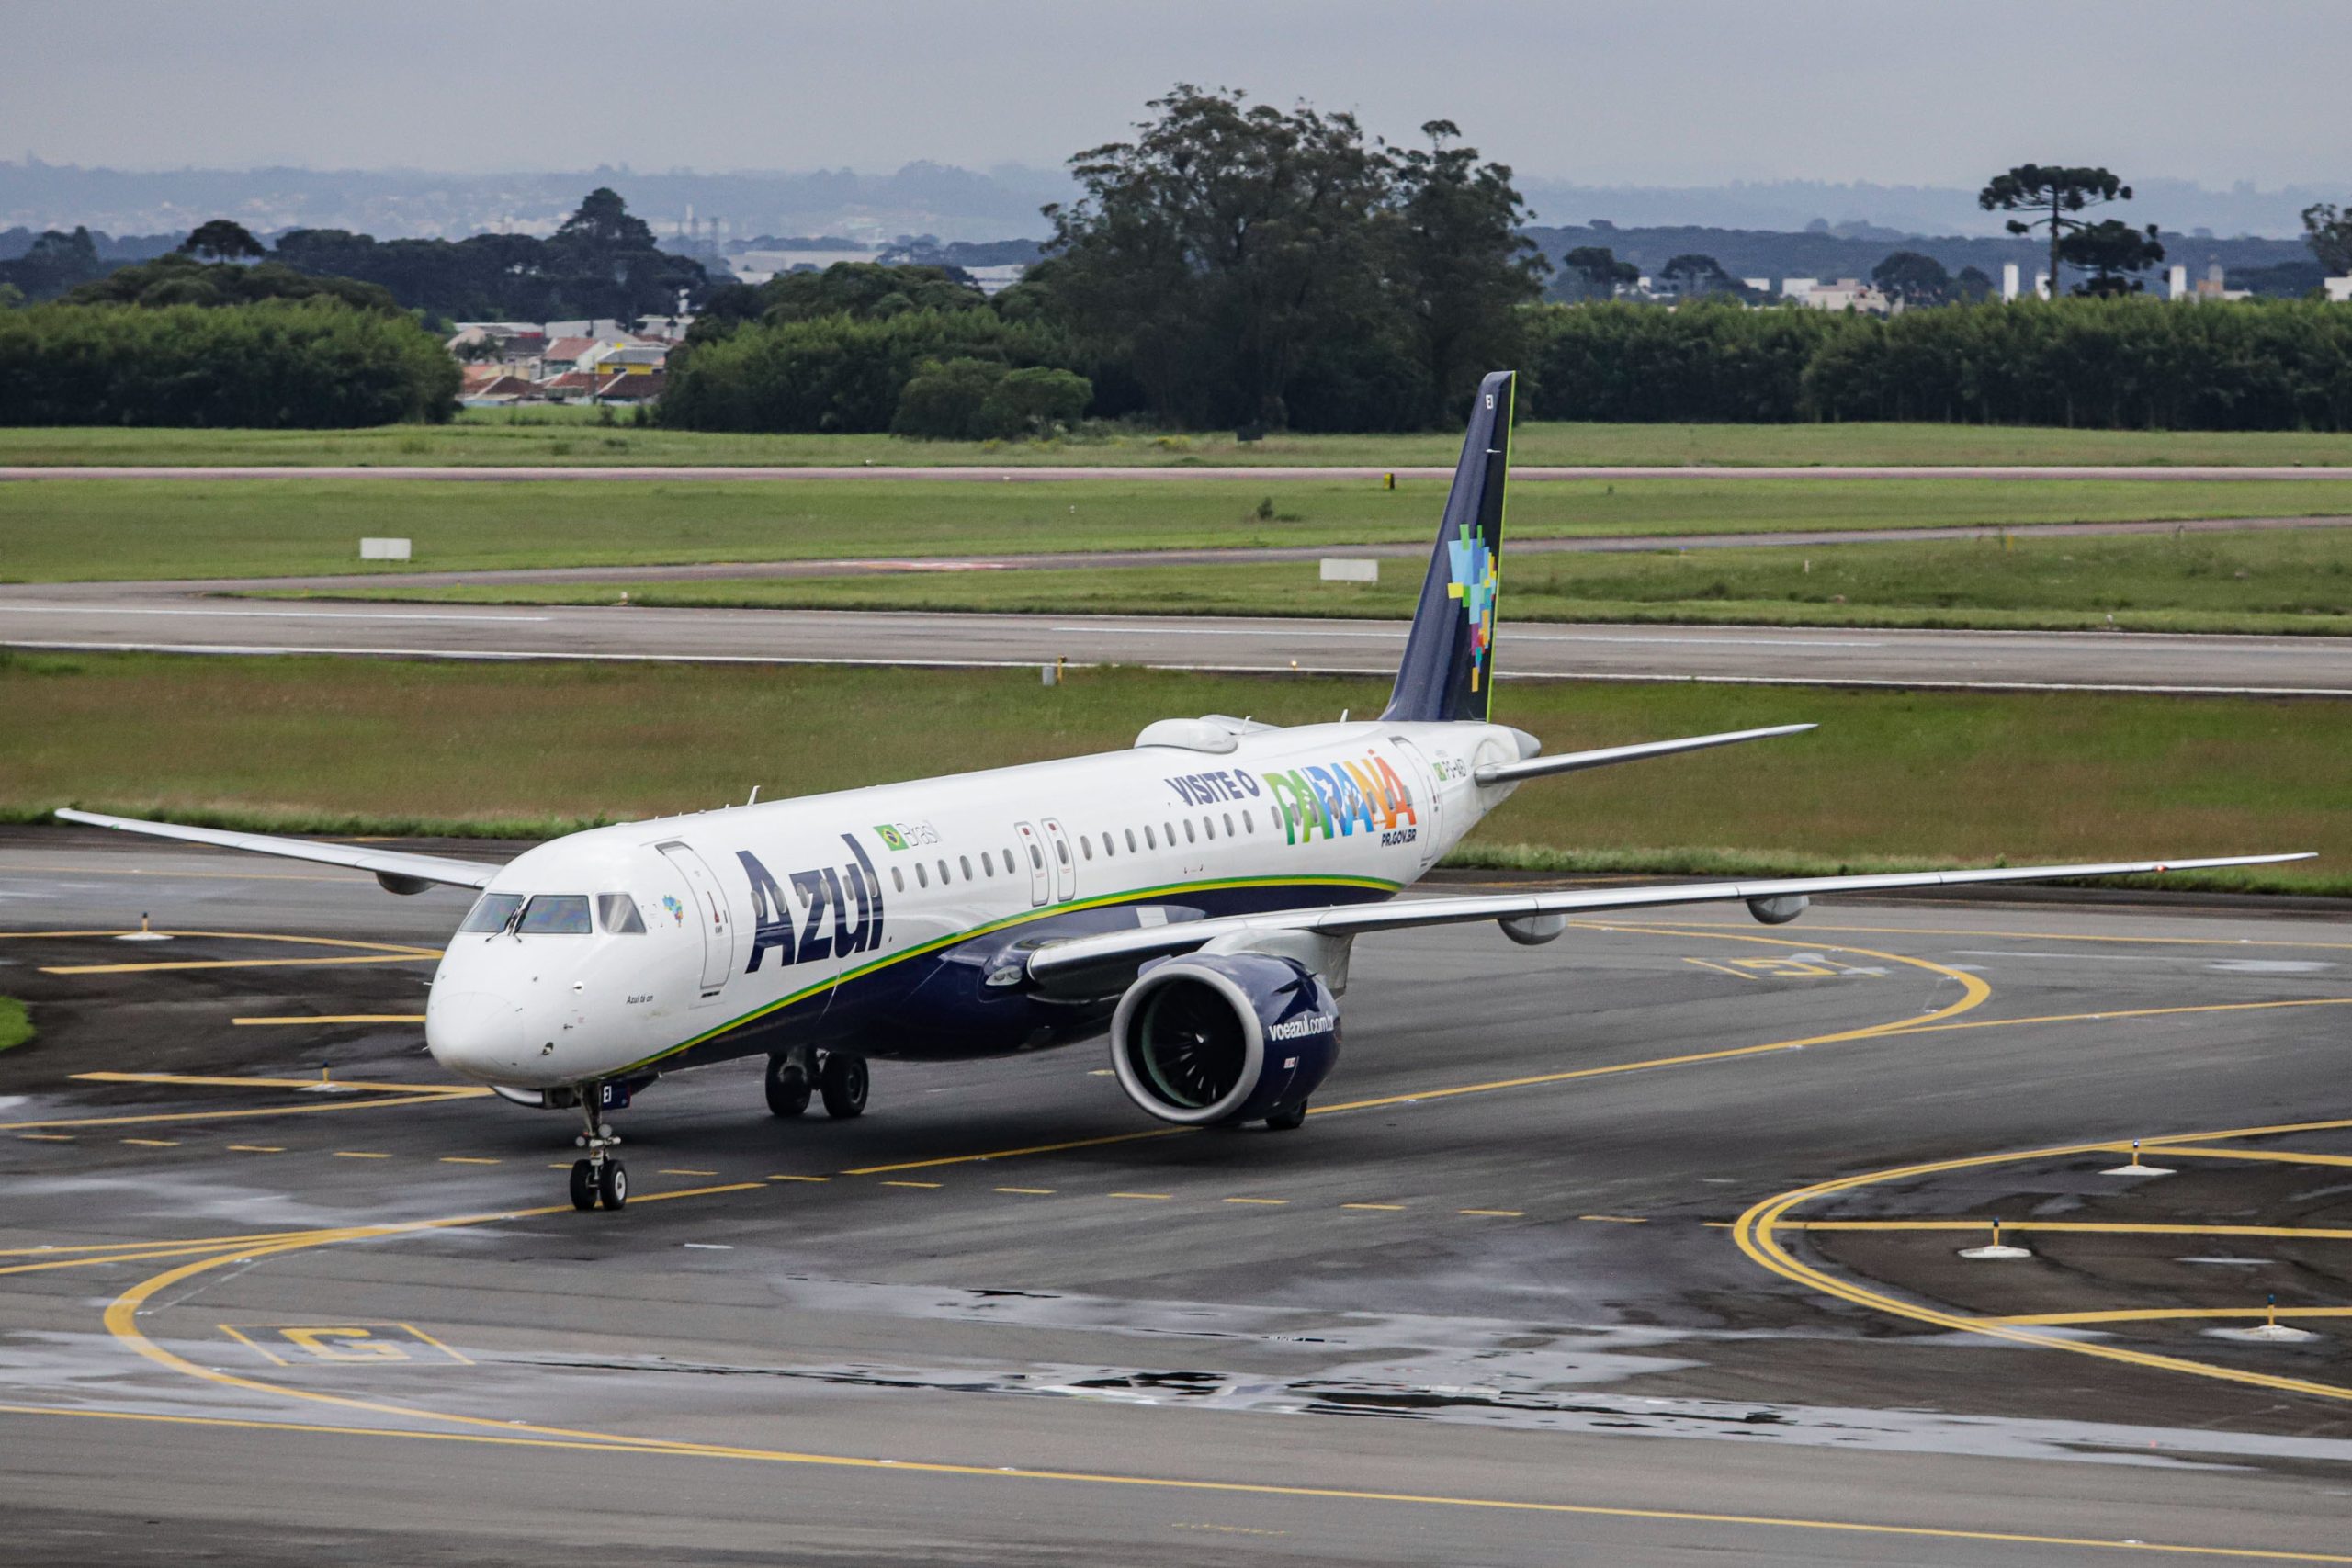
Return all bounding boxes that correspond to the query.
[7,0,2345,189]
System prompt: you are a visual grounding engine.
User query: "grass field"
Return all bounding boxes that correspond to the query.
[9,476,2352,583]
[332,527,2352,637]
[6,651,2340,894]
[3,415,2351,468]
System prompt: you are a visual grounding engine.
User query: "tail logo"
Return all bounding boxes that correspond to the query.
[1444,522,1498,693]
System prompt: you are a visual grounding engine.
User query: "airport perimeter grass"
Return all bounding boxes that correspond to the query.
[4,415,2352,468]
[8,476,2352,583]
[5,651,2340,895]
[0,998,28,1054]
[347,526,2352,637]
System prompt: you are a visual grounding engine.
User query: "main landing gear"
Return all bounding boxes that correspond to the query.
[766,1049,868,1121]
[569,1092,626,1211]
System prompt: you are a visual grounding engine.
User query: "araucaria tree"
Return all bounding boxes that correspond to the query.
[1042,85,1539,430]
[1978,164,2146,296]
[2304,202,2352,276]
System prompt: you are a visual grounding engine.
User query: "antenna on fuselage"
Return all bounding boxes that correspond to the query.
[748,786,761,805]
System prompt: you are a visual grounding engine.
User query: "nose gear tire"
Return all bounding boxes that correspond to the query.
[764,1055,812,1118]
[569,1159,597,1210]
[820,1052,869,1119]
[596,1160,628,1210]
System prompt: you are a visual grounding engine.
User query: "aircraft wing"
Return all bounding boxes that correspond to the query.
[1025,852,2313,982]
[54,808,500,893]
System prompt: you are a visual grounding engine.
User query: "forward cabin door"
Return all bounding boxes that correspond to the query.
[1013,821,1049,908]
[659,840,736,1004]
[1041,818,1077,903]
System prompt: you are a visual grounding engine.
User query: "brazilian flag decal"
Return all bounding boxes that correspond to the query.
[874,824,909,852]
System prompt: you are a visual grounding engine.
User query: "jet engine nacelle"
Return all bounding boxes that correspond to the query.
[1108,953,1341,1126]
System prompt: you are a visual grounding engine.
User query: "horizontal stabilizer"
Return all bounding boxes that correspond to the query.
[1475,723,1815,786]
[54,808,499,892]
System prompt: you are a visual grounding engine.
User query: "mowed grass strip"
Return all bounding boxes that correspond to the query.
[352,526,2352,637]
[4,652,2341,893]
[4,416,2351,468]
[9,477,2352,583]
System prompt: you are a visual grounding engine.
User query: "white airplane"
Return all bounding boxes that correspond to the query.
[58,372,2309,1212]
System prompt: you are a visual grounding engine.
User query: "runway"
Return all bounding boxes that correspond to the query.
[4,828,2349,1564]
[6,580,2351,694]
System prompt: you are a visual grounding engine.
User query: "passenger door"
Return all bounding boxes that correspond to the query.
[1041,818,1077,903]
[1013,821,1049,908]
[658,841,736,1003]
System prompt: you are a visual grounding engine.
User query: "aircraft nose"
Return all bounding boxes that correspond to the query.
[425,989,528,1082]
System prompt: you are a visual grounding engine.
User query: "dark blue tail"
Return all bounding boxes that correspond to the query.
[1381,370,1514,724]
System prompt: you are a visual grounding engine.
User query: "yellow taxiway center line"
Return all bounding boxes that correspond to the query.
[1223,1197,1286,1206]
[3,1399,2347,1563]
[1891,998,2352,1037]
[2137,1144,2352,1169]
[1985,1307,2352,1327]
[0,1091,483,1132]
[1734,1116,2352,1406]
[73,1071,475,1095]
[233,1015,427,1026]
[46,954,435,976]
[1461,1209,1523,1217]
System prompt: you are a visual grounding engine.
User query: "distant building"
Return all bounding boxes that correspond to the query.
[2326,276,2352,303]
[1794,277,1892,315]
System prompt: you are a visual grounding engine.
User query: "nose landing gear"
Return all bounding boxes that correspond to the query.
[569,1091,626,1211]
[819,1050,868,1119]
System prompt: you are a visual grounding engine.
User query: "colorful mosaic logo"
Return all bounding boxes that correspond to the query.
[1445,522,1498,693]
[661,894,685,925]
[1263,752,1419,848]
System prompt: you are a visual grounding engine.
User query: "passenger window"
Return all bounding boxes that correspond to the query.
[1125,829,1137,853]
[1182,819,1195,844]
[981,852,994,877]
[916,863,929,888]
[891,866,905,893]
[459,892,526,932]
[597,894,647,934]
[516,895,592,934]
[1102,832,1114,857]
[1165,821,1176,844]
[1080,838,1093,861]
[960,855,973,879]
[1028,844,1044,869]
[1223,813,1235,837]
[1243,809,1254,833]
[1204,817,1216,840]
[1145,825,1157,849]
[937,858,951,884]
[1054,839,1069,865]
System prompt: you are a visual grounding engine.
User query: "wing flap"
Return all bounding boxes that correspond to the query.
[54,808,500,891]
[1025,852,2313,981]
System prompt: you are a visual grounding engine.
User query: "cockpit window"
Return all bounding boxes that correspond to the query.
[515,895,593,934]
[459,892,526,933]
[597,894,647,934]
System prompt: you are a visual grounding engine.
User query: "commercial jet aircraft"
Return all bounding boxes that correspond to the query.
[58,372,2309,1211]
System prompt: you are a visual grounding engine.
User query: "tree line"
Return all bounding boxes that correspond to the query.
[1522,296,2352,431]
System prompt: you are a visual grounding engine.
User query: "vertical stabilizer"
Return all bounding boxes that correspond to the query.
[1380,370,1514,724]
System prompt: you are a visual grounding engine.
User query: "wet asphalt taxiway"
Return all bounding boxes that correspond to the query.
[3,827,2350,1565]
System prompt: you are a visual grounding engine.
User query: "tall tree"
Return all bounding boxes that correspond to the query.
[1871,250,1952,306]
[2060,219,2165,297]
[1563,244,1638,301]
[2303,202,2352,276]
[1978,164,2141,296]
[179,220,266,263]
[1385,119,1547,421]
[1658,254,1736,298]
[553,187,656,253]
[1044,85,1395,428]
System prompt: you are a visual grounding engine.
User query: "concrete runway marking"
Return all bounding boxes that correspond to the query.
[0,1091,482,1133]
[1735,1118,2352,1406]
[45,953,435,976]
[1886,997,2352,1037]
[6,1398,2350,1564]
[1223,1197,1286,1206]
[233,1014,427,1026]
[74,1071,469,1095]
[1461,1209,1523,1217]
[993,1186,1053,1194]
